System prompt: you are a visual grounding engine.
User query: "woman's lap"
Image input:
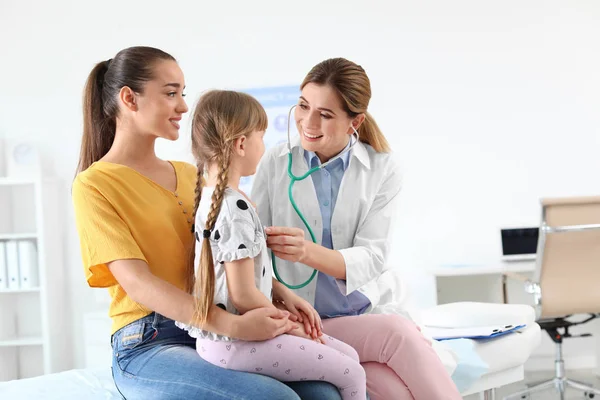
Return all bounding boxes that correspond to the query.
[112,343,293,399]
[111,313,342,400]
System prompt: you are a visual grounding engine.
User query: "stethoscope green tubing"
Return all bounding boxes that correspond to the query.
[271,153,321,289]
[270,105,358,289]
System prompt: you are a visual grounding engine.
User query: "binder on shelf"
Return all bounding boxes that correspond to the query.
[5,241,20,290]
[18,240,38,288]
[0,242,7,289]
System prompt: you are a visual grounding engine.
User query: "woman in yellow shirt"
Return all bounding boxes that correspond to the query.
[72,46,343,400]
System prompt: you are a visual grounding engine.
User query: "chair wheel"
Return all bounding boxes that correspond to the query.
[584,392,595,399]
[521,395,530,399]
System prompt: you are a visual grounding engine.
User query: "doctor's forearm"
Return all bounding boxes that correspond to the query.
[302,241,346,279]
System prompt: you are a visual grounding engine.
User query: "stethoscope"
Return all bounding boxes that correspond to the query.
[271,105,360,289]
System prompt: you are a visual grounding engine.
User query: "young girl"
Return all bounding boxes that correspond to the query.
[176,90,367,400]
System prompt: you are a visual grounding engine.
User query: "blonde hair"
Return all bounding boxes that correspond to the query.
[187,90,268,326]
[301,58,390,153]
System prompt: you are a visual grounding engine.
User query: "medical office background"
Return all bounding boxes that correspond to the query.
[0,0,599,379]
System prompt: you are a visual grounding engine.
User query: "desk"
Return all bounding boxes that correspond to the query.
[425,260,535,304]
[427,260,536,304]
[427,260,536,278]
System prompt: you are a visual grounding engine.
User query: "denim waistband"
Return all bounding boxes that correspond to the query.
[111,312,171,346]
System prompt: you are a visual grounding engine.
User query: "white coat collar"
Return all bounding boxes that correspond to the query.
[278,135,371,170]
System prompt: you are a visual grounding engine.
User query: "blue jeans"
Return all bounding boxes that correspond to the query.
[111,313,343,400]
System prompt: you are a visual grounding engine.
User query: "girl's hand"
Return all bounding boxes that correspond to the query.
[287,319,325,344]
[275,286,323,339]
[233,307,297,341]
[273,299,299,322]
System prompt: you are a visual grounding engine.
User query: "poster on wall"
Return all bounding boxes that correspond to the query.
[240,85,300,195]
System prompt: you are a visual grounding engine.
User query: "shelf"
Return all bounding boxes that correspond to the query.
[0,336,44,347]
[0,287,40,294]
[0,233,38,240]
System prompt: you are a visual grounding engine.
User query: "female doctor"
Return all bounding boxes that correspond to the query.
[252,58,462,400]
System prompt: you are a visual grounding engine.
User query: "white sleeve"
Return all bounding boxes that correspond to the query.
[211,201,262,263]
[337,160,402,294]
[251,150,273,228]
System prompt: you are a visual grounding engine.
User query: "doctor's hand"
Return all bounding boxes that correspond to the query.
[265,226,308,263]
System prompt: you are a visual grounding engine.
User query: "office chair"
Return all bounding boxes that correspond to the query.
[505,196,600,400]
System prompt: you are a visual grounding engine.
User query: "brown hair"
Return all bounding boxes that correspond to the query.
[76,46,176,174]
[187,90,268,326]
[301,58,390,153]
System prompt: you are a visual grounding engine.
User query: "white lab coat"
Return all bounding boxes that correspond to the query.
[252,137,460,378]
[251,136,409,317]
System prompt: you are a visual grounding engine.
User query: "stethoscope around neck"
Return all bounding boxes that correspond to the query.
[270,105,360,289]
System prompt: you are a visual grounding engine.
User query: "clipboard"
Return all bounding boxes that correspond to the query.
[428,324,526,341]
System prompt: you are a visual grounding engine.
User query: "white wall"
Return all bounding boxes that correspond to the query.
[1,0,599,370]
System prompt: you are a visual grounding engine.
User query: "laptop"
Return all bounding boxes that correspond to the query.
[501,227,539,261]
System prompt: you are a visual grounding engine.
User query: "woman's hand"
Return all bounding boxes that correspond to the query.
[232,307,298,341]
[265,226,309,263]
[273,285,323,339]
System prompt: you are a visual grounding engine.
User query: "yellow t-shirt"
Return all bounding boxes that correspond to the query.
[72,160,197,334]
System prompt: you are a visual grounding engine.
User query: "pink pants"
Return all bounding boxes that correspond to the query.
[197,333,367,400]
[322,314,462,400]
